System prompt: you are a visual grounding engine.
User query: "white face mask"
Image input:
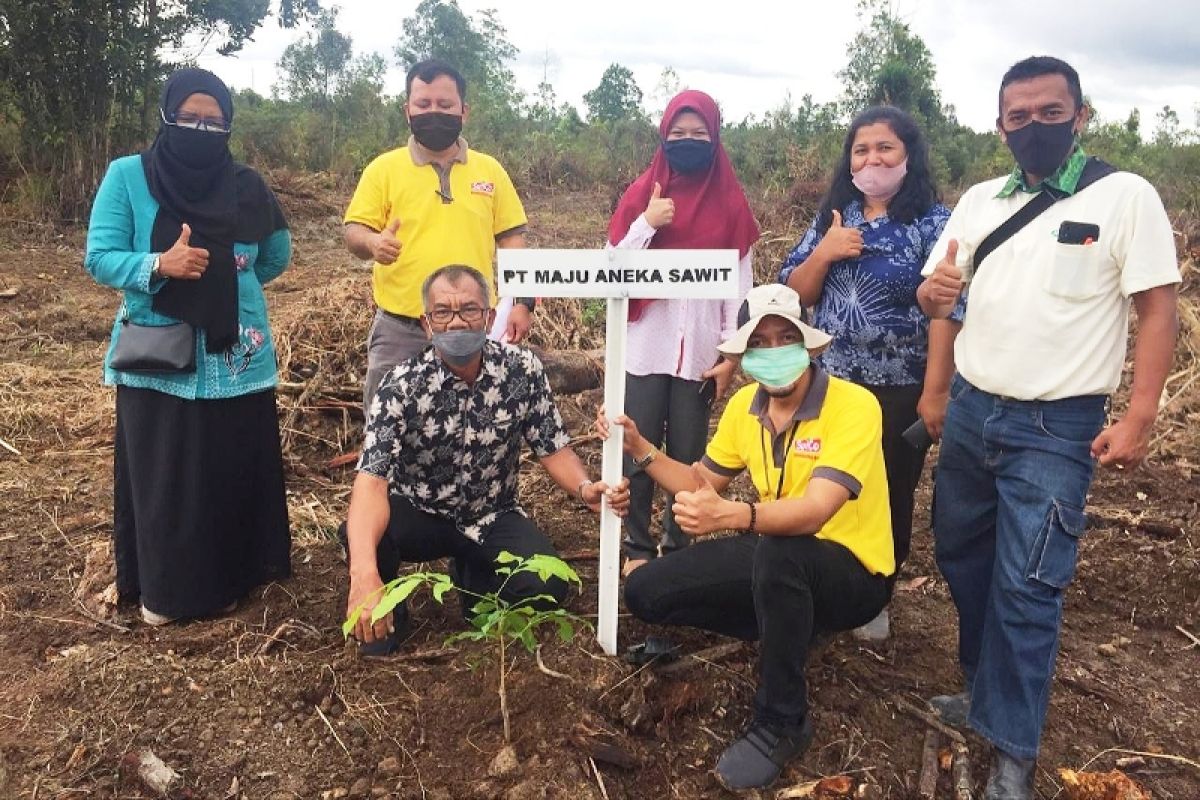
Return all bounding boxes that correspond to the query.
[851,158,908,202]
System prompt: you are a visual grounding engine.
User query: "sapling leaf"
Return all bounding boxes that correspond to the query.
[518,554,582,586]
[431,577,455,603]
[342,606,362,638]
[371,576,423,624]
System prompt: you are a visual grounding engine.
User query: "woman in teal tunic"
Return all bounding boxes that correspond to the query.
[86,69,292,625]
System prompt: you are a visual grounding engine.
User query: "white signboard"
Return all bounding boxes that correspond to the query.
[498,248,739,656]
[498,249,738,299]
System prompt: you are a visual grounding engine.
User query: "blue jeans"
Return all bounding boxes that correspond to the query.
[933,374,1106,759]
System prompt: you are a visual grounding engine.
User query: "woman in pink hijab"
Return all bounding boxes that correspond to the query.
[607,89,759,575]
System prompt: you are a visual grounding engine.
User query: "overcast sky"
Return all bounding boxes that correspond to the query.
[195,0,1200,134]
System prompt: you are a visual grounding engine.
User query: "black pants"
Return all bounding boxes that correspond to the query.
[624,534,889,727]
[339,495,568,616]
[863,383,929,574]
[622,373,711,560]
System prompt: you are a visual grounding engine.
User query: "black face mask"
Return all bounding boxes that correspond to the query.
[1004,118,1077,179]
[664,138,715,174]
[410,112,463,152]
[163,124,230,169]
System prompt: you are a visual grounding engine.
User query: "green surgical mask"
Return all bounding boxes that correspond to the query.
[741,344,810,389]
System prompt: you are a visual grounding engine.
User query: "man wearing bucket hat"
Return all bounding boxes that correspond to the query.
[596,283,895,791]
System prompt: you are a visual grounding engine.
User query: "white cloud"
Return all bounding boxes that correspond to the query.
[191,0,1200,134]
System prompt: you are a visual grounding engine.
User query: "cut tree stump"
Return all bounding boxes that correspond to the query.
[528,346,604,395]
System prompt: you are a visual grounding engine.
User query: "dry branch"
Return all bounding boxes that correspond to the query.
[951,741,972,800]
[918,729,941,799]
[892,696,967,745]
[655,642,744,676]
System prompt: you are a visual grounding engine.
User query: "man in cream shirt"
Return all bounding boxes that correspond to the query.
[917,56,1179,800]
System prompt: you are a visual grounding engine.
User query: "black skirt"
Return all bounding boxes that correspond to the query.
[114,386,291,618]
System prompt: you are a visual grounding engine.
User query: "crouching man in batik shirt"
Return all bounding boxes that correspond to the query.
[341,265,630,654]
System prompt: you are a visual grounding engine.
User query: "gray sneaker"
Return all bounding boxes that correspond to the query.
[851,609,890,642]
[714,717,814,791]
[983,748,1035,800]
[928,691,970,729]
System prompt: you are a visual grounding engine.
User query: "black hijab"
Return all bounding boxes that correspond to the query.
[143,68,287,352]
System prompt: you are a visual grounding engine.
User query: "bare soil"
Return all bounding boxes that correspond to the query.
[0,190,1196,799]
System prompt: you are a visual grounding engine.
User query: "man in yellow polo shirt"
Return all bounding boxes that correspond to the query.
[598,283,893,792]
[343,59,533,408]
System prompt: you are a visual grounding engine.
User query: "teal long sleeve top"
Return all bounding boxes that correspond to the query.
[85,155,291,400]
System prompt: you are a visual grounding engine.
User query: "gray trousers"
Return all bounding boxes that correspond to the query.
[622,372,712,560]
[363,309,430,412]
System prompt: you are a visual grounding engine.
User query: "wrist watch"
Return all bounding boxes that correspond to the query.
[151,255,162,279]
[514,297,536,312]
[632,444,658,469]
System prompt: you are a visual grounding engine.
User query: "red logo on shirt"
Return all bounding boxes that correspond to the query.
[471,181,495,195]
[793,438,822,458]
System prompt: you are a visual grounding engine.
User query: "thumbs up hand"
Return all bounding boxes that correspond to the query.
[671,463,730,536]
[157,222,210,280]
[917,238,966,318]
[643,181,675,229]
[372,218,402,265]
[814,208,864,262]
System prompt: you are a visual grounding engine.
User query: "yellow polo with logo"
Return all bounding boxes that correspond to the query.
[344,137,527,318]
[702,368,894,576]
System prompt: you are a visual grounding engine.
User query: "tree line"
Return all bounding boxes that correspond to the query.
[1,0,1197,222]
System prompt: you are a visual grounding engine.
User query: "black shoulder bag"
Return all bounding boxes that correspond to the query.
[970,156,1116,278]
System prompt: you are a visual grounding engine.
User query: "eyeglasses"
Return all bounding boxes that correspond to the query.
[160,108,231,134]
[425,305,488,325]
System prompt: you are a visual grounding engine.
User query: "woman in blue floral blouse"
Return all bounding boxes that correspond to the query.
[779,106,960,639]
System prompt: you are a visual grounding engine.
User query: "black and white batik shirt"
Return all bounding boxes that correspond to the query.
[356,341,571,542]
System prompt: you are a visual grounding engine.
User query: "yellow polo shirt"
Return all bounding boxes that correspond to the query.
[702,370,894,576]
[344,139,527,317]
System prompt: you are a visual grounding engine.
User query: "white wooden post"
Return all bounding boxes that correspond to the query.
[596,294,628,654]
[498,249,738,655]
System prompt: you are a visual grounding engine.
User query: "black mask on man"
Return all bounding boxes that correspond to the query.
[664,139,715,174]
[1004,118,1077,180]
[410,112,463,152]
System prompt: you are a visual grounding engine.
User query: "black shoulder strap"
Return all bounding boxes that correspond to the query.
[972,157,1117,275]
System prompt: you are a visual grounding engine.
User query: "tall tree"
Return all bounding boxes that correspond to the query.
[394,0,519,107]
[0,0,320,218]
[583,64,644,124]
[838,0,943,123]
[276,9,352,108]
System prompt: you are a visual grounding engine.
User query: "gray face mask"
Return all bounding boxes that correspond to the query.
[432,330,486,366]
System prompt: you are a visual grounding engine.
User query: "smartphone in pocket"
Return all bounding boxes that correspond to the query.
[1057,221,1100,245]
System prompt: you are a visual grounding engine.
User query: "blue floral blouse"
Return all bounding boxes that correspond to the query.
[779,200,959,386]
[85,155,291,400]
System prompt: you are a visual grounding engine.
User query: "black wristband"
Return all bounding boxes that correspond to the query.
[745,501,757,534]
[514,297,536,311]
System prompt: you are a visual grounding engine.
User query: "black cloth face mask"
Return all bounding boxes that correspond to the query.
[1003,118,1077,180]
[664,139,715,174]
[162,125,231,170]
[410,112,463,151]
